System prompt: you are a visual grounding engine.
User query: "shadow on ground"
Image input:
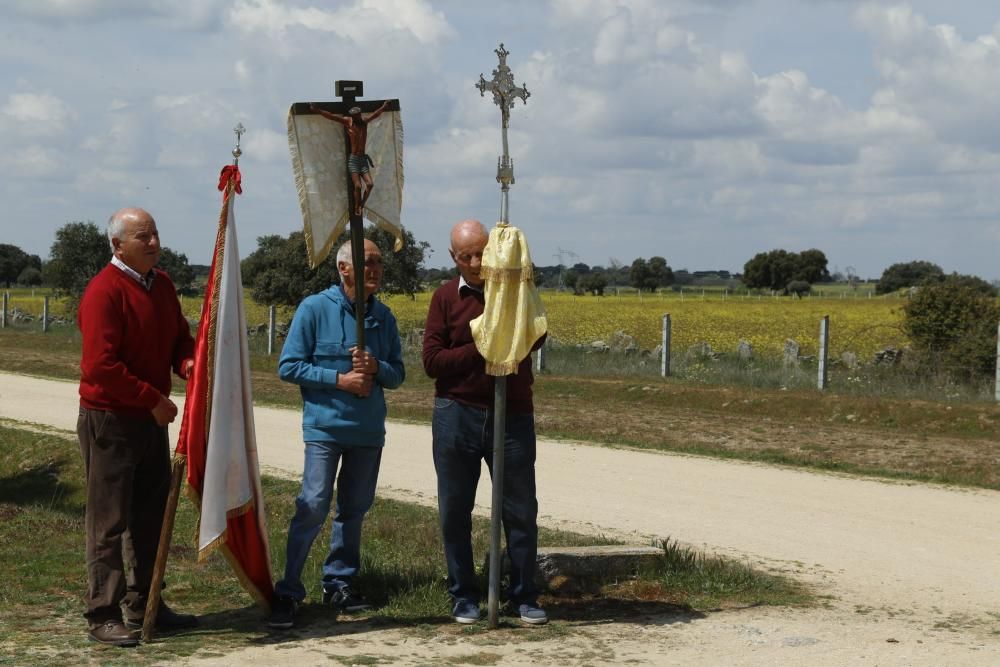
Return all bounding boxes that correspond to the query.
[146,595,706,652]
[0,461,80,512]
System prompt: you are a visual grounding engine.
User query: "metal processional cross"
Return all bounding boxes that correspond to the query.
[476,43,529,629]
[477,43,530,225]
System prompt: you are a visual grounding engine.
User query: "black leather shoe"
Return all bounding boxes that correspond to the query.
[88,621,140,646]
[125,604,199,631]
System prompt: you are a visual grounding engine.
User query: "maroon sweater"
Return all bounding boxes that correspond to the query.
[422,277,543,414]
[77,264,195,416]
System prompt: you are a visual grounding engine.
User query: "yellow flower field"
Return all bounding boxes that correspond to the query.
[382,291,907,359]
[4,289,907,359]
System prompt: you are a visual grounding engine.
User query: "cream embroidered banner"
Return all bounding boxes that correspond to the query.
[287,107,404,267]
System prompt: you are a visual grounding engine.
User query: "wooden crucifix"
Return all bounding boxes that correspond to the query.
[288,80,403,349]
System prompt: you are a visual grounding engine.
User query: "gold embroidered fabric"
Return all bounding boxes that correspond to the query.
[287,106,405,268]
[470,223,548,376]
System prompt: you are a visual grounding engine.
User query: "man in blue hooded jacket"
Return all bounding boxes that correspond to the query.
[269,238,405,629]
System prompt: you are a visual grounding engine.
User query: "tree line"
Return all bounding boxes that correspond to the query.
[9,222,998,303]
[6,221,998,386]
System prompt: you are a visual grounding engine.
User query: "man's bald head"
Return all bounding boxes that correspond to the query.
[449,219,488,288]
[107,208,154,252]
[450,219,488,251]
[107,207,161,275]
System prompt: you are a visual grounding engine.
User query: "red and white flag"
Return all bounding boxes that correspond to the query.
[175,165,274,608]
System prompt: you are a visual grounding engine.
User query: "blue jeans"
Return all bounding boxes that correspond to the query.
[432,398,539,606]
[275,441,382,602]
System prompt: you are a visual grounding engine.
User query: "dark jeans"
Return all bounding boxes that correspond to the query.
[431,398,539,606]
[77,407,170,627]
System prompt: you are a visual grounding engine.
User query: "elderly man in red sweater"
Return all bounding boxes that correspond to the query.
[76,207,198,646]
[422,219,547,626]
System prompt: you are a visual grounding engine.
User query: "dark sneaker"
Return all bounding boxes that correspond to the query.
[517,603,548,625]
[268,596,297,629]
[323,586,371,612]
[88,620,140,647]
[125,603,198,631]
[452,599,481,625]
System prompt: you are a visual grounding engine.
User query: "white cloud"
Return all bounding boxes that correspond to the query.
[152,93,241,136]
[228,0,453,46]
[244,127,287,163]
[1,92,74,136]
[0,145,62,178]
[409,127,496,175]
[5,0,228,29]
[234,59,250,82]
[856,3,1000,149]
[6,0,138,20]
[1,1,999,281]
[79,110,155,170]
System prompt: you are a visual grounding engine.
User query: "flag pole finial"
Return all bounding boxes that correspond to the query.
[232,123,246,166]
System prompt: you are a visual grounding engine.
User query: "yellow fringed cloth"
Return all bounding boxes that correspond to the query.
[470,223,548,376]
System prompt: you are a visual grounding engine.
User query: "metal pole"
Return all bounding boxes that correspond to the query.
[267,305,276,356]
[818,315,829,390]
[661,313,671,378]
[42,296,49,333]
[487,375,507,627]
[1,291,7,328]
[478,43,529,629]
[535,343,545,374]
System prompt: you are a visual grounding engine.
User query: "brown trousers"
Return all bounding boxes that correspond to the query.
[77,407,170,626]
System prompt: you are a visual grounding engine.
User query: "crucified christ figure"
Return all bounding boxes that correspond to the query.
[310,100,390,216]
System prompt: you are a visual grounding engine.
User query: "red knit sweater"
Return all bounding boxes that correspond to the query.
[77,264,195,416]
[422,277,543,414]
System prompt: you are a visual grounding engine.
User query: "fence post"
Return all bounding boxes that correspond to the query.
[267,305,276,356]
[42,296,49,333]
[818,315,829,390]
[661,313,671,378]
[535,342,545,374]
[1,291,7,328]
[995,321,1000,402]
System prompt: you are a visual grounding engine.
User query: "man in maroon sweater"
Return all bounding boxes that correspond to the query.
[422,219,548,626]
[76,207,198,646]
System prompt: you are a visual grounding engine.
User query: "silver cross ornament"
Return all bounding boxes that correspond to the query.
[476,43,530,129]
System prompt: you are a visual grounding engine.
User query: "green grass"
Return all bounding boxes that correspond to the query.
[0,422,807,664]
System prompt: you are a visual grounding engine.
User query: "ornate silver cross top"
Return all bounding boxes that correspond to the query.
[476,43,530,129]
[232,122,246,164]
[476,43,529,203]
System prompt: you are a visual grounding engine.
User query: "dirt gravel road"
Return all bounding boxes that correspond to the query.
[1,372,998,665]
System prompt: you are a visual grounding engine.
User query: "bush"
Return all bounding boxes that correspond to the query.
[16,266,43,286]
[903,277,1000,381]
[876,260,943,295]
[786,280,811,298]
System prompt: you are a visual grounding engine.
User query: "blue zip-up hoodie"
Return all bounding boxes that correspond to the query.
[278,286,405,446]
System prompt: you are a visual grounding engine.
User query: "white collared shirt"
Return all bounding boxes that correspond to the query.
[111,255,155,291]
[458,275,483,294]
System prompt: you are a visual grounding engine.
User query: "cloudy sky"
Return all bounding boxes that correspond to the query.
[3,0,1000,280]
